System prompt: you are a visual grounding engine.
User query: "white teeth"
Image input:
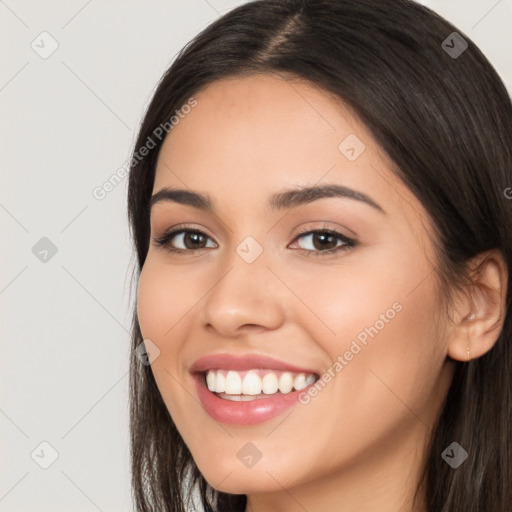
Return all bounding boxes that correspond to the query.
[293,373,308,391]
[217,393,268,402]
[225,371,242,394]
[278,372,294,394]
[206,371,216,392]
[204,369,317,396]
[262,373,279,394]
[242,370,262,395]
[216,372,226,393]
[306,374,316,386]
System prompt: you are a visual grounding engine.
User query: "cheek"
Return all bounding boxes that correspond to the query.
[136,262,164,341]
[136,258,198,341]
[293,246,444,409]
[136,260,196,416]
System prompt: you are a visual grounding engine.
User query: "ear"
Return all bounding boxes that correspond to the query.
[447,249,508,362]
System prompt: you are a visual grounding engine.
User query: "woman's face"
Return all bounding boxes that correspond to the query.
[137,74,454,498]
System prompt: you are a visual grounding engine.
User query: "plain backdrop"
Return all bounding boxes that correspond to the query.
[1,1,510,510]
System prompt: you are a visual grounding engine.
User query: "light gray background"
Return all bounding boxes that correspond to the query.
[1,1,510,510]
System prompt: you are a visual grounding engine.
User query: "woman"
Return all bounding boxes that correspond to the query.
[127,1,512,510]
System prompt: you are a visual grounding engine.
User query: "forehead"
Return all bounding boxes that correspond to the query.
[155,74,380,176]
[152,74,424,228]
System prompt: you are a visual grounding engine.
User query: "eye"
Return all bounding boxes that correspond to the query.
[152,224,357,256]
[152,225,216,254]
[289,226,356,256]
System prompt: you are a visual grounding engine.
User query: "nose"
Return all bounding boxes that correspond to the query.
[200,247,285,338]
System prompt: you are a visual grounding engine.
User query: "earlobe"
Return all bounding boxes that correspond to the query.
[447,249,508,363]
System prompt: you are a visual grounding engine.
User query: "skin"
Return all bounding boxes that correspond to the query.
[136,73,507,512]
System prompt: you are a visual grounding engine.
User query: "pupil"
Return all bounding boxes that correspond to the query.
[186,232,204,249]
[181,232,338,251]
[314,233,335,251]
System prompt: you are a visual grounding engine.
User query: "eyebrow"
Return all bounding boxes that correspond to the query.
[148,183,385,214]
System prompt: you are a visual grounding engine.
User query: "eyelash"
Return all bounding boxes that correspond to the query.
[152,224,356,257]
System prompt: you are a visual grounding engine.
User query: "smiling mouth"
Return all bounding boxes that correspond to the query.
[203,368,319,401]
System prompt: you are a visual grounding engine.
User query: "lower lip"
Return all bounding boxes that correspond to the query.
[193,374,312,425]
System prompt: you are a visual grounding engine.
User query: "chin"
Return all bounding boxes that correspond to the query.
[196,460,291,495]
[207,475,279,495]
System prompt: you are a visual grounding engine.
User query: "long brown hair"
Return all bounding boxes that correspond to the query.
[127,1,512,510]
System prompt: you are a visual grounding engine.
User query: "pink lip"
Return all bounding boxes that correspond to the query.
[190,353,319,425]
[190,353,319,374]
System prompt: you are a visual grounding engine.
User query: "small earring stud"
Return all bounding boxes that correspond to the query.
[467,313,474,361]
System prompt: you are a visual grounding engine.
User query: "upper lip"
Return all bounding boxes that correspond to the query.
[190,353,319,375]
